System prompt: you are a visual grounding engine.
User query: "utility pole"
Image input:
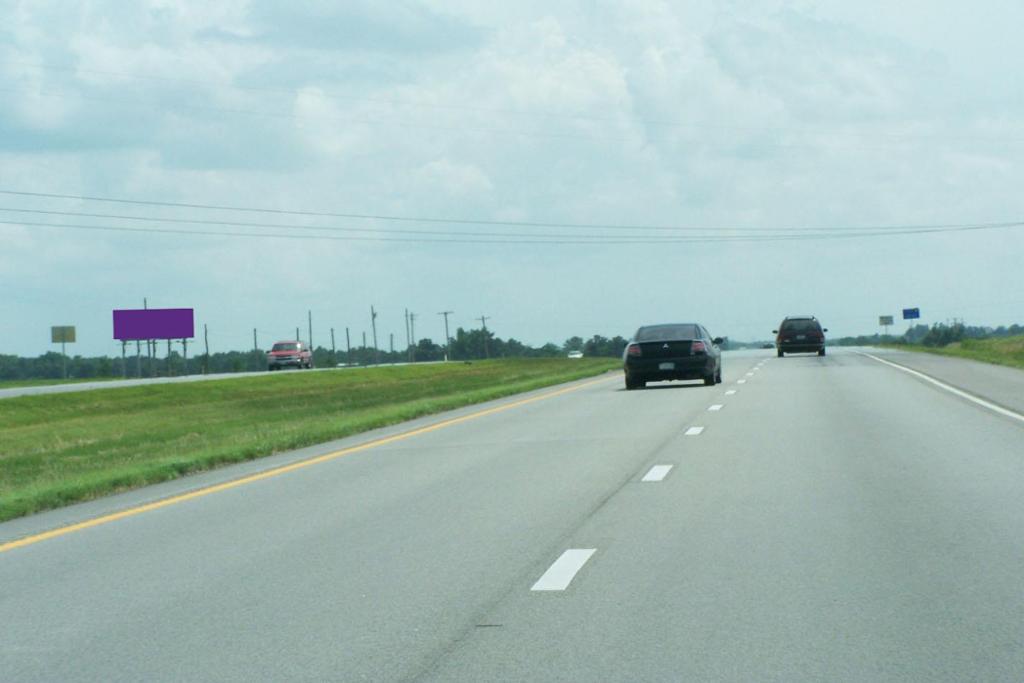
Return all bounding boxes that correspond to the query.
[204,324,210,374]
[253,328,258,352]
[370,306,379,365]
[405,308,411,360]
[345,327,351,364]
[331,327,336,365]
[308,310,313,352]
[389,333,394,355]
[438,311,454,361]
[409,312,417,362]
[478,315,491,358]
[296,326,300,343]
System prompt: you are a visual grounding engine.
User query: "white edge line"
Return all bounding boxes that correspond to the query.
[641,464,674,482]
[859,352,1024,425]
[685,426,705,436]
[531,548,597,591]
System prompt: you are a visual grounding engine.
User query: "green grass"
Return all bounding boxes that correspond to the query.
[0,359,617,523]
[892,335,1024,371]
[0,377,121,389]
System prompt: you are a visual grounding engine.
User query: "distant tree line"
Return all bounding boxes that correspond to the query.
[0,329,631,381]
[832,322,1024,349]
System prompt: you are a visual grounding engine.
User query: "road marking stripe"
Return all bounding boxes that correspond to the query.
[745,372,754,376]
[725,390,737,395]
[737,379,747,384]
[641,464,673,482]
[708,404,723,411]
[859,352,1024,426]
[0,376,614,555]
[531,549,596,591]
[685,426,705,436]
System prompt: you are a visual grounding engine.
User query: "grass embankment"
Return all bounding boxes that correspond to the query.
[0,358,617,522]
[894,335,1024,371]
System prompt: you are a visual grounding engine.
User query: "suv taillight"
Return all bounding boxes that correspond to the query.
[691,340,706,353]
[627,343,642,357]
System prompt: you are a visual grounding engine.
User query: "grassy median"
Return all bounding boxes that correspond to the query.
[0,358,617,522]
[893,335,1024,371]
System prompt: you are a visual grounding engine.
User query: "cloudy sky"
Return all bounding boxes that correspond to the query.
[2,1,1023,357]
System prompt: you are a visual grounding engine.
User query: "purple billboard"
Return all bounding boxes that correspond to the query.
[113,308,195,341]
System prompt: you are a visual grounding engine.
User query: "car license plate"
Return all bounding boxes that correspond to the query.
[659,362,674,370]
[796,334,806,340]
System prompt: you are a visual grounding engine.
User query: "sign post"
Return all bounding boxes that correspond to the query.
[51,326,76,380]
[902,308,921,339]
[879,315,894,337]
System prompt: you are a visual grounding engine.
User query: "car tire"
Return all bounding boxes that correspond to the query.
[703,373,715,386]
[818,348,826,356]
[777,349,784,358]
[715,368,722,384]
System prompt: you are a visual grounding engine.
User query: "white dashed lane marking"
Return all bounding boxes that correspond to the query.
[708,404,723,411]
[725,390,737,395]
[641,465,673,482]
[531,549,597,591]
[685,426,705,436]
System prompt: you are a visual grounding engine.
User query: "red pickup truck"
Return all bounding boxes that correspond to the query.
[267,341,313,371]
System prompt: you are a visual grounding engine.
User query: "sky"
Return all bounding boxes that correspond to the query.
[2,1,1023,357]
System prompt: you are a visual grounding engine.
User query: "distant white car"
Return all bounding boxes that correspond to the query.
[567,350,584,359]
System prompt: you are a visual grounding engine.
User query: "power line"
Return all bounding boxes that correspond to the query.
[2,189,1019,235]
[3,217,1023,246]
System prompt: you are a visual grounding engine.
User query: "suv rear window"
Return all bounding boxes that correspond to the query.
[780,319,821,333]
[272,343,300,351]
[636,324,699,341]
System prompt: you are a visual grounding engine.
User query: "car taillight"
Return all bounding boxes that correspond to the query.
[627,343,642,357]
[691,340,706,353]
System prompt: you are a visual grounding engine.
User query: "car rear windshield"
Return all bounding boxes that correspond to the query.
[635,324,699,341]
[780,319,821,333]
[272,343,300,351]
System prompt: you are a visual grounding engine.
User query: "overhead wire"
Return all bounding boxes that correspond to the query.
[2,189,1018,235]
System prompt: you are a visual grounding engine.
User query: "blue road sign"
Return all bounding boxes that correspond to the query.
[902,308,920,320]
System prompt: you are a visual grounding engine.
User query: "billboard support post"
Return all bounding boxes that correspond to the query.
[121,341,127,379]
[51,326,76,380]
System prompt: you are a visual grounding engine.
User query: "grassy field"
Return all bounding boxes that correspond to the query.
[895,336,1024,371]
[0,358,618,522]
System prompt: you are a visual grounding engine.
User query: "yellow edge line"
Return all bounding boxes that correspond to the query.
[0,374,615,554]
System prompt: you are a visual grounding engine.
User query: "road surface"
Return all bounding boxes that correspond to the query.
[2,348,1023,681]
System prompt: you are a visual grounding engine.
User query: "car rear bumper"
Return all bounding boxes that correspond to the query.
[624,356,715,381]
[778,343,824,353]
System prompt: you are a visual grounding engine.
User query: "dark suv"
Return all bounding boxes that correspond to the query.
[773,316,827,357]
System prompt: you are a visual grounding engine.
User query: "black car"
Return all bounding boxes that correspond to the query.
[773,316,828,356]
[623,323,723,390]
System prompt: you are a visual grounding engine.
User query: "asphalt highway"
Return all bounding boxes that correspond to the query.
[2,348,1024,681]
